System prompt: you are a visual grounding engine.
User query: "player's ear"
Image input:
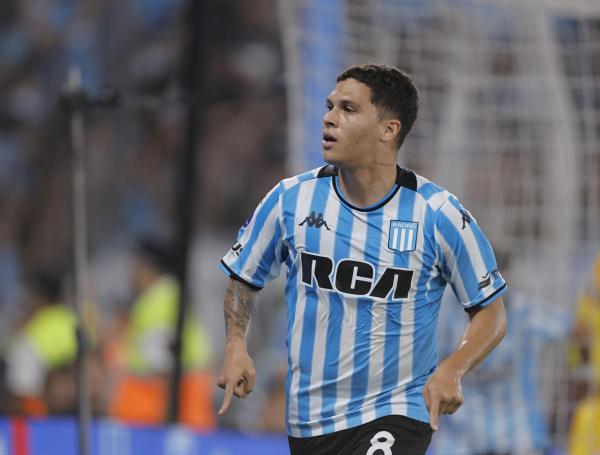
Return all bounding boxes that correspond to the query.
[382,119,401,144]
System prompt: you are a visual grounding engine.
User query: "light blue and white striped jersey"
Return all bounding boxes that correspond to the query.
[433,289,569,455]
[220,165,506,437]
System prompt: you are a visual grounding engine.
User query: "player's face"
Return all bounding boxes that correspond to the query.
[322,78,383,168]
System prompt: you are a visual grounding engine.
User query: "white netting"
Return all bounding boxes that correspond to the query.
[278,0,600,446]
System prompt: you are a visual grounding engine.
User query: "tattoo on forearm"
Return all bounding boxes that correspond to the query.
[224,279,258,342]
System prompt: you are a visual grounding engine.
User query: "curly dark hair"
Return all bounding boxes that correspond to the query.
[337,64,419,148]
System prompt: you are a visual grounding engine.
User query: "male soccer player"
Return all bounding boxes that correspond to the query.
[218,64,507,454]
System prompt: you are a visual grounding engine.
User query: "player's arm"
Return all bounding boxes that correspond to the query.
[217,278,260,415]
[424,296,507,430]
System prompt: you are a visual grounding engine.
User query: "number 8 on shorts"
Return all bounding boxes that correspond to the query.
[366,431,395,455]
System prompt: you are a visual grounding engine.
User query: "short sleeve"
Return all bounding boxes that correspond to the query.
[221,182,285,290]
[434,196,507,311]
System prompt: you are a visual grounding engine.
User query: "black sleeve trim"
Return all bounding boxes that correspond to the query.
[464,283,507,314]
[221,260,263,291]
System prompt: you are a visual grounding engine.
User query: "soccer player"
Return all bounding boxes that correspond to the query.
[217,64,507,454]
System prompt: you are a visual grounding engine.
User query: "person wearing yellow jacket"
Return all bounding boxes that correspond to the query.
[569,252,600,455]
[5,269,77,416]
[108,238,215,430]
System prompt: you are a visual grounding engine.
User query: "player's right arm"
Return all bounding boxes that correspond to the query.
[217,278,259,415]
[217,181,287,415]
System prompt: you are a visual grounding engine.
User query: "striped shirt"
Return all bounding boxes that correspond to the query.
[220,165,506,437]
[433,290,569,455]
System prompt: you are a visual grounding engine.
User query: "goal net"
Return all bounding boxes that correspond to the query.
[278,0,600,446]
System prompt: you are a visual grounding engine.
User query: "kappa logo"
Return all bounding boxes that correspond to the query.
[460,208,472,230]
[299,211,331,230]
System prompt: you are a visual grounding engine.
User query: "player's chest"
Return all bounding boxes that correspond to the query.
[288,208,428,262]
[285,209,434,299]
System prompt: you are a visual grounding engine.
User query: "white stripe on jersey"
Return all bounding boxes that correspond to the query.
[286,179,317,434]
[305,191,341,435]
[331,211,368,433]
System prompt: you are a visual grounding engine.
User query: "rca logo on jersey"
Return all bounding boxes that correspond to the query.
[388,220,418,253]
[300,252,413,299]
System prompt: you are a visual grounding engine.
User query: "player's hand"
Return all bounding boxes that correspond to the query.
[217,338,256,416]
[422,363,464,431]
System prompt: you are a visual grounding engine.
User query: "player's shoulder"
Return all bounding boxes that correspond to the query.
[276,165,335,194]
[413,172,456,212]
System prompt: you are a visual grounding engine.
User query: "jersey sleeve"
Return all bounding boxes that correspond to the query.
[434,196,507,311]
[220,182,285,290]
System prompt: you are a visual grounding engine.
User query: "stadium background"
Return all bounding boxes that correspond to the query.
[0,0,598,453]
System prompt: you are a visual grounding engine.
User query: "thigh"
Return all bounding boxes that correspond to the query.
[348,415,433,455]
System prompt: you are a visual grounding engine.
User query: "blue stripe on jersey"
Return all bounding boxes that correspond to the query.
[447,196,497,273]
[375,187,416,418]
[320,205,354,434]
[297,178,331,436]
[408,206,440,421]
[346,210,383,428]
[436,210,480,302]
[283,183,302,435]
[234,184,282,274]
[418,182,443,201]
[281,174,318,434]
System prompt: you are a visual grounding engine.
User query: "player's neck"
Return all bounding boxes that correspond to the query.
[338,163,397,208]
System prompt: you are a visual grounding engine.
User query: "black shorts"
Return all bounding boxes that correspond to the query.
[288,415,433,455]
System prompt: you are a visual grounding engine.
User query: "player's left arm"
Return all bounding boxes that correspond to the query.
[425,196,508,430]
[423,295,506,430]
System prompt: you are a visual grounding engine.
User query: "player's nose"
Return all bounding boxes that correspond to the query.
[323,108,338,128]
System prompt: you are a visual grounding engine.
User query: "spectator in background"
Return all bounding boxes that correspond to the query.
[569,251,600,455]
[108,237,215,430]
[432,254,569,455]
[5,268,77,415]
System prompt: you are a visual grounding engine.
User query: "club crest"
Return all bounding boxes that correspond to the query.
[388,220,418,253]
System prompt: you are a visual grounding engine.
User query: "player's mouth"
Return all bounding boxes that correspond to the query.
[322,132,337,149]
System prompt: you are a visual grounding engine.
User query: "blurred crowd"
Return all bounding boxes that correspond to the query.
[0,0,599,453]
[0,0,287,434]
